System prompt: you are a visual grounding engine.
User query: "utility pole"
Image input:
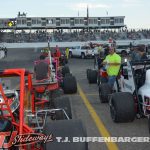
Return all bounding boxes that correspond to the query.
[87,5,89,41]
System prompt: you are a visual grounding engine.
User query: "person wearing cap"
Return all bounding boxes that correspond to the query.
[130,46,141,61]
[102,47,121,88]
[137,47,148,60]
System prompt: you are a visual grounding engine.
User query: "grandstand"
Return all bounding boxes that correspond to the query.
[0,13,150,43]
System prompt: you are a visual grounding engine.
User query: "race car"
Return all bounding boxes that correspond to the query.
[107,60,150,132]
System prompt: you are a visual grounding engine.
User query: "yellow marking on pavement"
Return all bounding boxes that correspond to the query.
[78,84,119,150]
[86,93,99,96]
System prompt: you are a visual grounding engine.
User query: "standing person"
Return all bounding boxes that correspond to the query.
[65,47,69,60]
[137,47,148,60]
[130,46,141,61]
[54,45,61,58]
[4,47,8,58]
[97,45,103,56]
[102,47,121,88]
[104,46,109,58]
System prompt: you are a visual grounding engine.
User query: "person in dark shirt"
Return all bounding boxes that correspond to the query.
[137,47,148,60]
[34,55,50,81]
[130,46,141,61]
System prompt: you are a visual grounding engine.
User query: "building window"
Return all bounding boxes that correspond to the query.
[47,19,54,24]
[101,19,105,24]
[17,20,21,25]
[89,19,94,24]
[66,19,70,24]
[37,20,41,24]
[75,19,79,24]
[22,19,26,25]
[106,19,110,24]
[80,19,84,24]
[61,19,66,24]
[32,19,36,24]
[94,19,97,24]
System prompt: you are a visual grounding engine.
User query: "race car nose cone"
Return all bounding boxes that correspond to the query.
[145,69,150,84]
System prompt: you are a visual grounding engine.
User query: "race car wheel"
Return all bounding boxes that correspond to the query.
[86,69,91,80]
[63,75,77,94]
[43,119,88,150]
[54,96,72,119]
[88,70,97,84]
[99,83,111,103]
[148,117,150,134]
[110,92,135,123]
[62,65,70,77]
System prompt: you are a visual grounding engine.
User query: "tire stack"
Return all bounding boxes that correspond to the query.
[86,69,97,84]
[62,65,77,94]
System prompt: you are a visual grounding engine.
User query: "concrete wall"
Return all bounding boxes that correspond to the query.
[2,39,150,49]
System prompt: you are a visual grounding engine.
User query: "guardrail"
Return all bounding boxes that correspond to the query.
[1,39,150,49]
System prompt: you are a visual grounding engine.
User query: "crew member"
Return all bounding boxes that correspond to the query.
[137,47,148,60]
[54,45,61,58]
[65,47,69,60]
[130,46,141,61]
[102,47,121,88]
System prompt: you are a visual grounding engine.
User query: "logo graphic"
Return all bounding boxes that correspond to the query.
[0,131,53,149]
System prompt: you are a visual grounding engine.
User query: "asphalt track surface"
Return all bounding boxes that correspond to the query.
[0,48,150,150]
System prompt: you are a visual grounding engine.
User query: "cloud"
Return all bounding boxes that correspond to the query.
[121,0,143,7]
[70,3,110,11]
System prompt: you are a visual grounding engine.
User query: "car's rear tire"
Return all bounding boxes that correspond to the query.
[88,70,97,84]
[110,92,136,123]
[62,65,70,77]
[43,119,88,150]
[99,83,111,103]
[86,69,91,80]
[54,96,72,119]
[148,116,150,134]
[63,75,77,94]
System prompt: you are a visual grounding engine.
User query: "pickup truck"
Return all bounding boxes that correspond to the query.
[69,45,94,59]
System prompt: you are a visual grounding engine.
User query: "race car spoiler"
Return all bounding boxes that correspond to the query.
[0,69,32,77]
[121,59,150,67]
[130,59,150,65]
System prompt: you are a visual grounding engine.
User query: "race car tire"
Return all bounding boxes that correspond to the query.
[64,73,72,77]
[54,96,72,119]
[99,83,111,103]
[86,69,91,79]
[43,119,88,150]
[110,92,136,123]
[62,65,70,77]
[88,70,97,84]
[148,117,150,134]
[63,76,77,94]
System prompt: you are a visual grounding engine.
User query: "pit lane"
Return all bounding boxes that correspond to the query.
[0,48,149,150]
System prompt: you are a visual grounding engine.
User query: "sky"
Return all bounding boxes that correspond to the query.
[0,0,150,29]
